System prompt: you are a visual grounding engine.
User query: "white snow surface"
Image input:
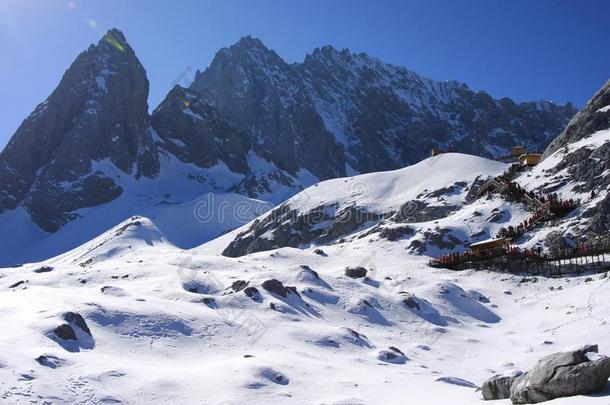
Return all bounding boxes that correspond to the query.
[283,152,506,213]
[1,223,609,404]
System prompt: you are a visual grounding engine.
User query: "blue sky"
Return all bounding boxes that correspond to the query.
[1,0,609,149]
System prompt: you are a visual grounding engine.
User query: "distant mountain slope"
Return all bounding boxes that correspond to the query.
[220,153,509,257]
[180,36,575,180]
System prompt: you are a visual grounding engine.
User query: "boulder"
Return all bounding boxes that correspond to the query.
[262,279,288,297]
[510,345,610,403]
[344,266,367,278]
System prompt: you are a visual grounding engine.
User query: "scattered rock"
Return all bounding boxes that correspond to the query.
[8,280,26,289]
[35,354,64,369]
[344,266,367,278]
[401,294,420,311]
[244,286,261,300]
[510,344,610,404]
[100,286,126,296]
[33,266,54,273]
[231,280,249,292]
[435,376,477,388]
[202,297,216,307]
[378,225,414,241]
[285,285,301,298]
[299,265,319,278]
[313,249,327,256]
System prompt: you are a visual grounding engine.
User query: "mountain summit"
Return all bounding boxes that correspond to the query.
[0,29,159,231]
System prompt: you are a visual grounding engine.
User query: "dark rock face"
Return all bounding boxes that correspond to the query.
[540,80,610,236]
[181,36,573,192]
[54,324,77,341]
[510,345,610,404]
[543,80,610,158]
[222,203,381,257]
[0,33,576,235]
[391,201,458,223]
[0,29,159,231]
[152,86,251,174]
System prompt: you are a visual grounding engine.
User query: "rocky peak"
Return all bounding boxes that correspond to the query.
[0,28,159,231]
[543,79,610,158]
[186,37,345,182]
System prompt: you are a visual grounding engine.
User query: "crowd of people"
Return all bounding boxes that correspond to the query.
[490,176,580,242]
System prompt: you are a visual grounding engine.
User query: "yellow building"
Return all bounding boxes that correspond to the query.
[519,153,542,166]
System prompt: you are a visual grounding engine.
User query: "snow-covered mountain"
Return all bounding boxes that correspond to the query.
[186,36,576,178]
[0,29,577,266]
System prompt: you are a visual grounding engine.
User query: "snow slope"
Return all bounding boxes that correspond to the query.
[1,151,609,404]
[281,152,507,213]
[1,223,609,404]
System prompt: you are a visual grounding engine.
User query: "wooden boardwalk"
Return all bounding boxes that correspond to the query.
[429,242,610,275]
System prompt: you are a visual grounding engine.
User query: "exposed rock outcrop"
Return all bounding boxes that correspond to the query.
[543,80,610,158]
[510,345,610,404]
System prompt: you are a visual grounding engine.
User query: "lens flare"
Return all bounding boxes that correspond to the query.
[103,32,125,52]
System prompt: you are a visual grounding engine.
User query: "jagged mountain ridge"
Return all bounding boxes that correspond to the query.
[179,36,576,178]
[0,29,576,237]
